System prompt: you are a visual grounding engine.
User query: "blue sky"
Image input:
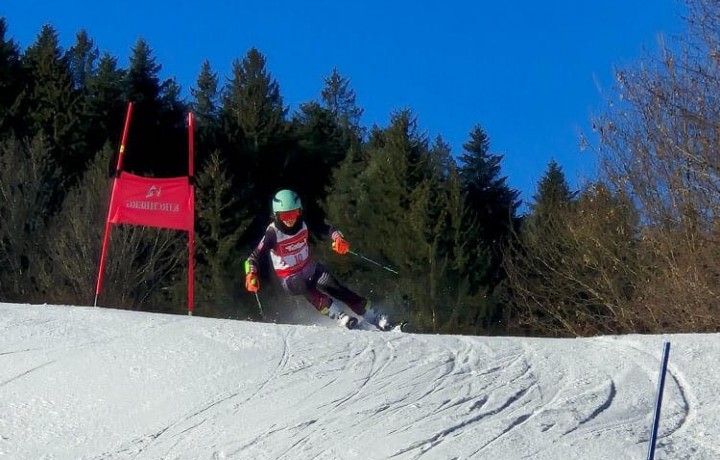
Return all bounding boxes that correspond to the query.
[3,1,685,206]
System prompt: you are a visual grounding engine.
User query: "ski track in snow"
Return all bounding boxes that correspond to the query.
[0,303,718,459]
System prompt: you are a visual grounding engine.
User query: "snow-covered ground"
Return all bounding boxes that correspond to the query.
[0,303,717,460]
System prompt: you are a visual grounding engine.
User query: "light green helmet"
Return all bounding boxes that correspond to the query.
[271,189,302,213]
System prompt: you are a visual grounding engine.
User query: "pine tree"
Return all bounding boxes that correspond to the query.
[0,18,24,136]
[408,136,454,330]
[192,61,219,122]
[65,29,103,173]
[85,53,127,161]
[324,131,369,239]
[219,47,287,236]
[288,101,347,225]
[505,160,577,335]
[20,24,84,181]
[190,60,220,166]
[448,164,490,330]
[125,38,162,105]
[357,110,427,264]
[427,135,453,179]
[458,125,520,293]
[530,159,576,218]
[523,159,576,249]
[221,47,286,151]
[67,29,98,91]
[194,150,249,317]
[123,38,186,177]
[325,110,432,322]
[320,68,364,144]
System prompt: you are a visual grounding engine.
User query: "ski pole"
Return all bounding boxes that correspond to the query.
[254,292,265,318]
[348,250,399,275]
[647,341,671,460]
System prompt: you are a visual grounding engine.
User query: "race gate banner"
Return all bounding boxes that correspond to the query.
[108,172,194,231]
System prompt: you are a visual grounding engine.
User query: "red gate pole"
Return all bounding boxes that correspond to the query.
[94,102,133,306]
[187,112,196,315]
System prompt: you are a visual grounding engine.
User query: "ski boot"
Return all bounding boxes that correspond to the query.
[327,303,358,329]
[362,306,393,331]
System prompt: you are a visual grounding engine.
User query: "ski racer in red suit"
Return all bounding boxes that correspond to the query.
[244,189,391,330]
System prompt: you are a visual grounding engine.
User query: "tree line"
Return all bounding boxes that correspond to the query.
[2,0,719,337]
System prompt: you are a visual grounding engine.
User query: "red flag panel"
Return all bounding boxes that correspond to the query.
[109,172,194,231]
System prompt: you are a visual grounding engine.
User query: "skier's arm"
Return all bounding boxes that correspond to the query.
[244,227,277,291]
[310,221,349,255]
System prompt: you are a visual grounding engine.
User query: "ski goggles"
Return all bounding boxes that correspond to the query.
[277,209,301,221]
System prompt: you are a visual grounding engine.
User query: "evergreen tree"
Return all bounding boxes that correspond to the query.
[190,60,220,166]
[0,18,24,136]
[85,53,127,163]
[405,135,493,332]
[67,29,98,91]
[458,125,520,293]
[434,156,491,333]
[65,29,103,173]
[326,110,430,320]
[288,101,347,226]
[193,150,249,317]
[320,68,364,143]
[325,118,490,333]
[221,47,286,151]
[219,47,287,237]
[407,135,454,330]
[360,110,427,262]
[427,135,455,179]
[324,130,369,235]
[502,159,577,334]
[523,159,576,248]
[529,159,576,218]
[123,38,186,177]
[192,61,219,123]
[125,38,162,105]
[20,24,84,181]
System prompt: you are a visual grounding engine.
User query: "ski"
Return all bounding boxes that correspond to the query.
[362,320,408,333]
[384,321,408,333]
[390,321,408,332]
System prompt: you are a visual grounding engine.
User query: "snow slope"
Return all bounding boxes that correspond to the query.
[0,303,717,459]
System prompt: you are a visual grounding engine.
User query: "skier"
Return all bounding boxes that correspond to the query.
[243,189,392,330]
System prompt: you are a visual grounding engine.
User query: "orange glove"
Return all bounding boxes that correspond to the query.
[245,273,259,292]
[332,233,350,255]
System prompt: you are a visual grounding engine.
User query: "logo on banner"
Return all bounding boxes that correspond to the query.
[146,185,161,198]
[126,183,180,213]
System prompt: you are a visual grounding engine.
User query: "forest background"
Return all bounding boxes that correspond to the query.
[2,0,720,337]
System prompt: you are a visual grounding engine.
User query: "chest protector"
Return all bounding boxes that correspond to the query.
[269,222,311,277]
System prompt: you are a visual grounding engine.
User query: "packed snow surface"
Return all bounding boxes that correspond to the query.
[1,303,717,459]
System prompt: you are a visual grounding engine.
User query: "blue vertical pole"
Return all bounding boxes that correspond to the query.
[647,341,671,460]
